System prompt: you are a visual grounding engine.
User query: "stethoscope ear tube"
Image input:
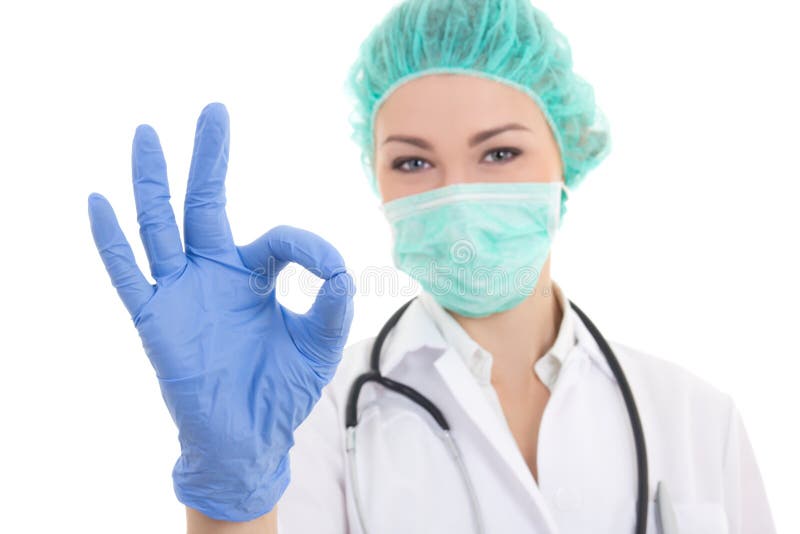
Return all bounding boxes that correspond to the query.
[345,297,417,428]
[568,300,650,534]
[346,297,452,431]
[345,371,380,428]
[345,371,452,431]
[369,297,417,372]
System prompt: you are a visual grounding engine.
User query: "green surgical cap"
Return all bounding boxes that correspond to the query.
[344,0,612,200]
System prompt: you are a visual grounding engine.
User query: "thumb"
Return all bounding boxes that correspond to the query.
[303,270,356,347]
[286,270,355,378]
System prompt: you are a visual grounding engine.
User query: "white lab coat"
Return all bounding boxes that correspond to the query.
[278,293,775,534]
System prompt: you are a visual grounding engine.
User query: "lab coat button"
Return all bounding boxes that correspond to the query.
[555,487,580,511]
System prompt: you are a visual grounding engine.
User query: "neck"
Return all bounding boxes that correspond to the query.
[449,260,562,390]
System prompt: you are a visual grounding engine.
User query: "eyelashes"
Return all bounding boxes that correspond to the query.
[391,147,523,172]
[484,147,522,163]
[391,157,431,172]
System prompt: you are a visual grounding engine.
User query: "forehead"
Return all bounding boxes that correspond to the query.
[373,73,549,140]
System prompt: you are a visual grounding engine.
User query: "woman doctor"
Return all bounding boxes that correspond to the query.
[87,0,775,533]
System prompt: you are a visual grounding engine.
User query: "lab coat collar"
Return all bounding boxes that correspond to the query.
[569,300,616,383]
[381,282,615,380]
[415,290,490,380]
[377,288,616,385]
[415,280,577,376]
[547,280,577,366]
[378,297,449,376]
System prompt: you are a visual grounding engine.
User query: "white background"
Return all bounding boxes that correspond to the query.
[1,0,797,531]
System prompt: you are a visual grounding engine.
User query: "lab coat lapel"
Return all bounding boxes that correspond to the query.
[432,347,561,533]
[379,298,449,376]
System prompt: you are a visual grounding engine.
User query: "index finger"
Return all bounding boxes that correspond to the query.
[184,102,236,259]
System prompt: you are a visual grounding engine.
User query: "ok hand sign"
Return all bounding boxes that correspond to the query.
[88,102,355,521]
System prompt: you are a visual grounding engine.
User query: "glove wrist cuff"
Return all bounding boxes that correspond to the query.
[173,453,291,522]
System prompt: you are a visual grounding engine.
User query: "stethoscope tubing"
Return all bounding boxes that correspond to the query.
[567,300,649,534]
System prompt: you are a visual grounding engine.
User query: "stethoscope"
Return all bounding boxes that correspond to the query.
[345,296,676,534]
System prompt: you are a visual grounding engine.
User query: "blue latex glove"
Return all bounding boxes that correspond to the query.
[88,102,355,521]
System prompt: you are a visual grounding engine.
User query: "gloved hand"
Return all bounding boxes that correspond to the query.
[87,102,355,521]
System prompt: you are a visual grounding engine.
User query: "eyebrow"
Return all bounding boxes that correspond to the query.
[381,122,533,150]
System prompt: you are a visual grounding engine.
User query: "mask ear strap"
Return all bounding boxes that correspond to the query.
[561,181,572,201]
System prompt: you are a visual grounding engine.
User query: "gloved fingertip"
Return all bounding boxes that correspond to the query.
[132,125,162,162]
[201,101,228,117]
[321,262,347,280]
[88,193,114,223]
[134,123,157,139]
[314,245,347,280]
[331,269,356,299]
[88,192,107,208]
[198,102,230,131]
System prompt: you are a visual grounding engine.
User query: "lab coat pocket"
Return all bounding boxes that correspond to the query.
[672,502,729,534]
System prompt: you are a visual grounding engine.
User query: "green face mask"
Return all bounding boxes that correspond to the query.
[382,181,565,318]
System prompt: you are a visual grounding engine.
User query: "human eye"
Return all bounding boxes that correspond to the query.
[391,157,432,172]
[482,147,522,163]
